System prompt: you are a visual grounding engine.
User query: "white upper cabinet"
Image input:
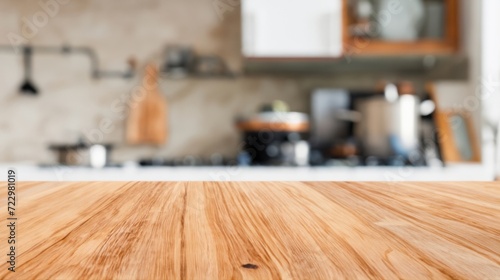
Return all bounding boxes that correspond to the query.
[242,0,343,58]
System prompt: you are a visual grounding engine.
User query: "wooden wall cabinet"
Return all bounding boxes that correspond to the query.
[343,0,460,56]
[242,0,460,59]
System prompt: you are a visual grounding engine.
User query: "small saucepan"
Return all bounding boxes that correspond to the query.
[49,142,113,168]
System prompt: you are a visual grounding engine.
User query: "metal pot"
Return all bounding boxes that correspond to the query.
[338,83,434,158]
[49,143,113,168]
[355,94,421,157]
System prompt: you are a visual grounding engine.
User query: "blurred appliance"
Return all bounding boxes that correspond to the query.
[353,83,426,158]
[49,142,113,168]
[311,84,433,161]
[310,89,351,149]
[162,46,195,77]
[236,103,310,166]
[127,64,168,145]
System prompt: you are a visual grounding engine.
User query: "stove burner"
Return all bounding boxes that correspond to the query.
[138,157,237,167]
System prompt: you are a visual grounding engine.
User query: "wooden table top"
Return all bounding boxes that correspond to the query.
[1,182,499,279]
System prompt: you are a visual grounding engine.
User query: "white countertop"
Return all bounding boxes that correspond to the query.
[1,164,495,181]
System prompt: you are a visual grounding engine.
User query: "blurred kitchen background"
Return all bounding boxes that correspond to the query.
[0,0,499,181]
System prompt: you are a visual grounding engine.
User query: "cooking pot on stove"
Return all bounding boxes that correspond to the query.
[49,141,113,168]
[337,83,434,158]
[236,107,310,166]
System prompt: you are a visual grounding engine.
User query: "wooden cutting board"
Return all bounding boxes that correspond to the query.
[126,64,167,145]
[1,182,499,279]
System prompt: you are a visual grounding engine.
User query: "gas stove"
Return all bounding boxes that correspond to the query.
[319,155,428,167]
[138,156,238,167]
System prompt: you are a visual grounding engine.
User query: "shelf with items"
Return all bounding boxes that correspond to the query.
[343,0,460,56]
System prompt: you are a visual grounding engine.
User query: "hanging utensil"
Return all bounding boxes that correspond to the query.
[20,46,38,95]
[0,44,136,95]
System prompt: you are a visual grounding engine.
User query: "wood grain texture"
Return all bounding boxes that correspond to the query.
[1,182,499,279]
[126,65,168,145]
[427,83,481,163]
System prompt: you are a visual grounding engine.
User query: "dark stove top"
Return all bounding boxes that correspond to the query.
[138,157,238,167]
[139,154,427,168]
[319,155,427,167]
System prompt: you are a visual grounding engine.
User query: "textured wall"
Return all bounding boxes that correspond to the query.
[0,0,314,163]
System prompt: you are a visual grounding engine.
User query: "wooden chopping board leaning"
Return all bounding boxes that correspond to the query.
[126,64,168,145]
